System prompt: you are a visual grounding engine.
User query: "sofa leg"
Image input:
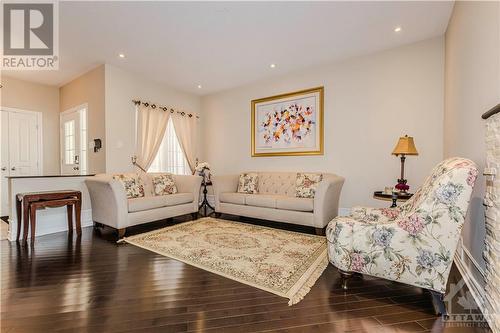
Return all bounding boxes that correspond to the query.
[339,269,353,290]
[430,291,448,317]
[117,228,126,239]
[315,227,326,236]
[191,212,199,220]
[214,212,221,218]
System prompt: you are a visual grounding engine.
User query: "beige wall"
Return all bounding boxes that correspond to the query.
[201,37,445,210]
[1,75,60,174]
[60,65,106,174]
[104,65,201,173]
[444,1,500,274]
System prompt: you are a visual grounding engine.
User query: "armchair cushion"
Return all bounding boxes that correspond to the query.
[327,157,478,293]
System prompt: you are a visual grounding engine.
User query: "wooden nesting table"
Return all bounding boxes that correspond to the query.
[16,190,82,243]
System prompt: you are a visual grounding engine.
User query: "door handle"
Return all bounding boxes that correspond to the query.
[1,167,6,171]
[11,167,16,171]
[73,166,79,171]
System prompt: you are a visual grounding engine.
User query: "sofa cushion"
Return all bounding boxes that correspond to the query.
[276,197,314,212]
[237,173,259,194]
[151,173,178,196]
[128,193,193,212]
[245,194,279,209]
[296,173,323,198]
[113,173,145,199]
[220,192,248,205]
[258,172,296,196]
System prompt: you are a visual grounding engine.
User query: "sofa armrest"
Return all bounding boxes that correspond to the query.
[173,174,203,211]
[85,177,129,229]
[212,175,239,211]
[313,175,345,228]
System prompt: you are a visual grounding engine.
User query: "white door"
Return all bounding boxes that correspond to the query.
[0,109,41,216]
[60,106,87,175]
[8,111,40,176]
[0,111,10,216]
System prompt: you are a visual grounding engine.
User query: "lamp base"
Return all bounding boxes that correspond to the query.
[395,179,410,192]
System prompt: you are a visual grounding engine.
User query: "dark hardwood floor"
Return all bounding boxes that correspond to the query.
[0,214,491,333]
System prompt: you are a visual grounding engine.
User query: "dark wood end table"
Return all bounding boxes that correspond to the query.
[16,190,82,243]
[373,191,413,208]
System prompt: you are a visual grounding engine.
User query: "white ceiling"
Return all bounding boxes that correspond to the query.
[3,1,454,95]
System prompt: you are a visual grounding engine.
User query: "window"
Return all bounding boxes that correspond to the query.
[79,108,88,174]
[64,120,75,165]
[148,118,190,175]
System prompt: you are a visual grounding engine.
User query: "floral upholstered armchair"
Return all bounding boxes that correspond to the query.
[326,157,478,310]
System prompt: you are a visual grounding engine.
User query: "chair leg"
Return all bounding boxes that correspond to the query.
[339,269,353,290]
[191,212,199,220]
[430,291,448,317]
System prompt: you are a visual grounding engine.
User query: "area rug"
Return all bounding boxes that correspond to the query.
[119,217,328,305]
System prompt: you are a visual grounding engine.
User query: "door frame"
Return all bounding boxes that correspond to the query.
[0,107,43,175]
[60,103,88,175]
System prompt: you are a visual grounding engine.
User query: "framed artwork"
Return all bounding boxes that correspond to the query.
[251,86,324,157]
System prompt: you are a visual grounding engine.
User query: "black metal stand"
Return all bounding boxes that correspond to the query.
[199,181,214,217]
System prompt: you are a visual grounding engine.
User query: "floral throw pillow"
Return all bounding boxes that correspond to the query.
[296,173,323,198]
[237,173,259,194]
[113,174,145,199]
[152,174,178,196]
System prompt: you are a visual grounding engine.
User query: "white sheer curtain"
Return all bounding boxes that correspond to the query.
[148,118,190,175]
[135,104,170,172]
[171,112,197,174]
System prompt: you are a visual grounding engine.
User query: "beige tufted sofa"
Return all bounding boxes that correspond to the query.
[212,172,344,234]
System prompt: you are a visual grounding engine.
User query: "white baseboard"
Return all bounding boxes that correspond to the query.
[453,238,495,330]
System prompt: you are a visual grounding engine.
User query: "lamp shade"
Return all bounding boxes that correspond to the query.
[392,135,418,156]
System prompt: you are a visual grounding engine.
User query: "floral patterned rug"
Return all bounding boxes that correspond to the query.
[120,217,328,305]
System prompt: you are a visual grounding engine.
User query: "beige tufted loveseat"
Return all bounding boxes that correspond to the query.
[212,172,344,234]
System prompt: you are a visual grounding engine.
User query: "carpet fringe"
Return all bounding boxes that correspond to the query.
[288,255,329,306]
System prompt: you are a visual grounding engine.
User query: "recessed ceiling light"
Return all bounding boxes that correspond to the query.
[197,85,202,89]
[394,26,402,33]
[270,63,276,68]
[118,53,125,58]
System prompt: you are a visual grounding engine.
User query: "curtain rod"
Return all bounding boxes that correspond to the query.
[482,103,500,120]
[132,99,199,119]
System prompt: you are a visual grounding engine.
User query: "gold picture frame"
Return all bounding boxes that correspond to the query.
[251,86,324,157]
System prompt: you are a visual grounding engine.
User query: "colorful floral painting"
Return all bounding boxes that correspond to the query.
[252,87,323,156]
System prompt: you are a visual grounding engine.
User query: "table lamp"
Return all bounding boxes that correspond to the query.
[392,135,418,192]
